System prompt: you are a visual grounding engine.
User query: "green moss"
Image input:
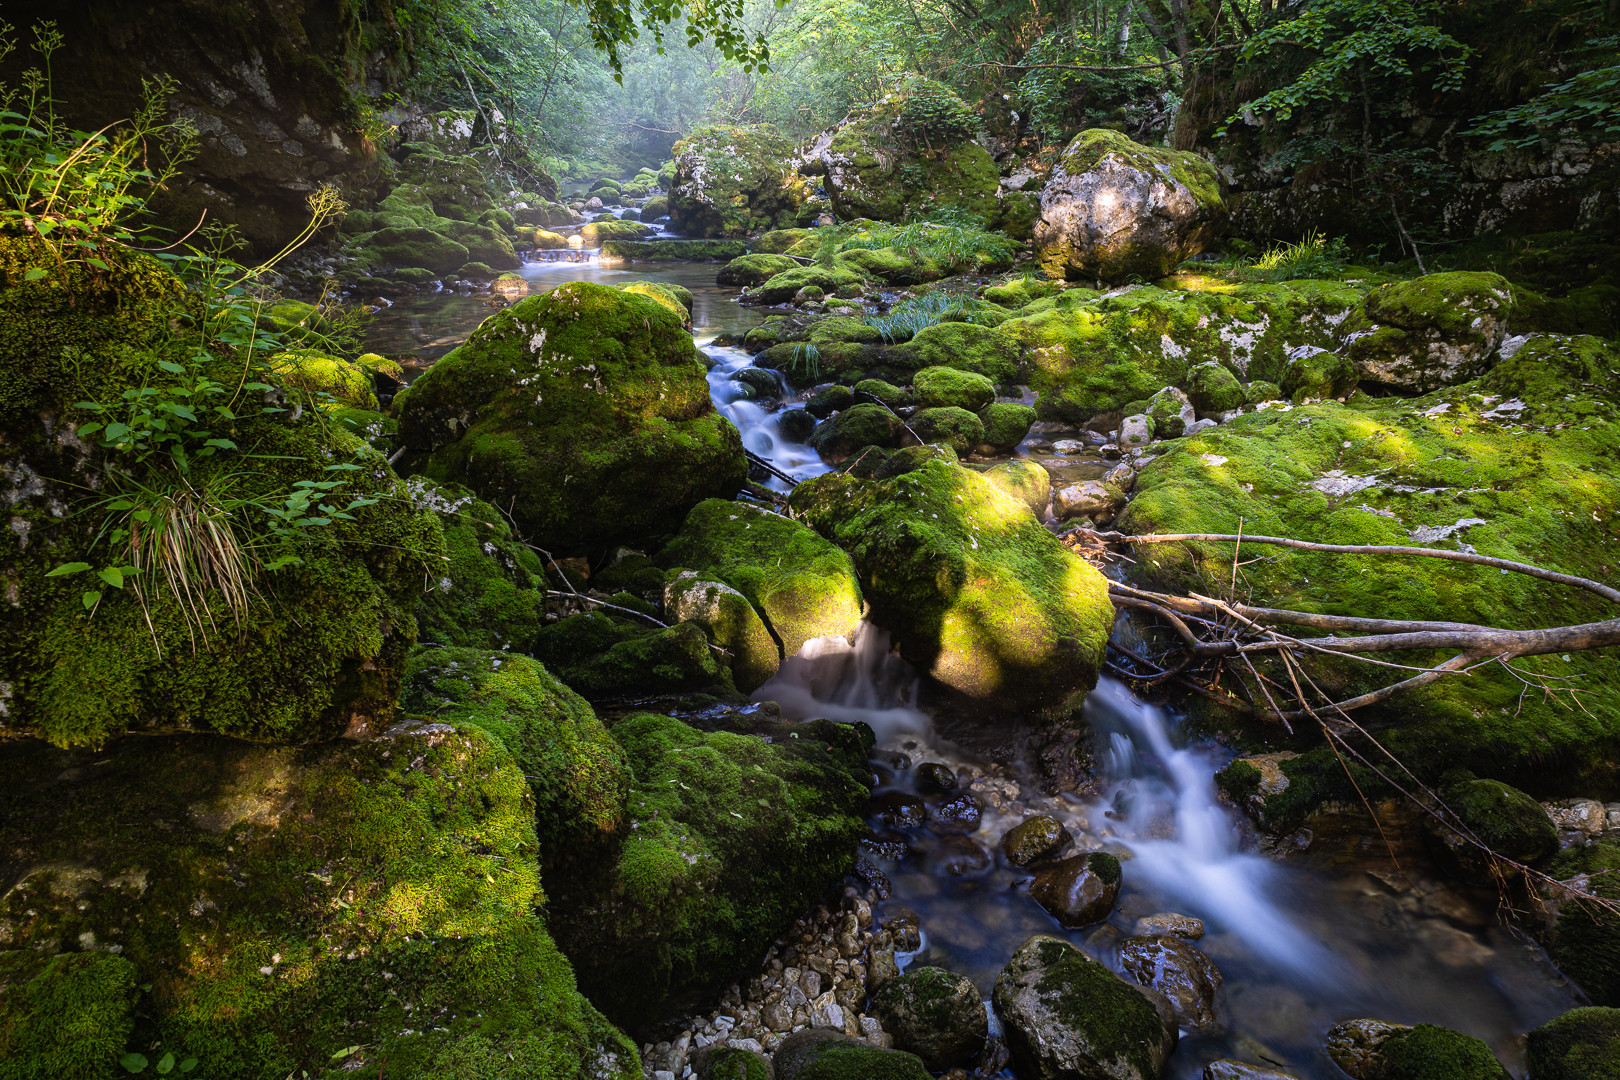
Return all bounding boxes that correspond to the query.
[808,402,906,463]
[1117,338,1620,785]
[396,282,746,555]
[913,366,996,411]
[0,951,139,1080]
[701,1047,773,1080]
[580,219,648,246]
[717,253,800,287]
[789,459,1112,709]
[1185,360,1245,414]
[1441,778,1558,862]
[1379,1024,1510,1080]
[658,499,863,659]
[983,277,1065,309]
[1545,841,1620,1005]
[664,571,781,691]
[752,263,872,305]
[618,281,693,325]
[547,712,871,1026]
[440,221,520,270]
[0,728,639,1080]
[854,378,910,408]
[401,647,631,859]
[980,460,1051,514]
[891,321,1021,384]
[806,383,856,417]
[910,406,985,455]
[599,240,748,263]
[809,316,886,347]
[368,226,471,274]
[1527,1007,1620,1080]
[977,403,1035,450]
[269,349,378,409]
[1342,273,1515,391]
[327,408,399,455]
[1214,760,1263,804]
[668,125,810,237]
[757,229,811,253]
[531,613,733,700]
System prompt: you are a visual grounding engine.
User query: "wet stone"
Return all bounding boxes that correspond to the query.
[871,791,925,829]
[1203,1061,1302,1080]
[1001,815,1073,866]
[926,835,994,878]
[1028,851,1121,927]
[870,966,989,1070]
[926,791,983,834]
[1118,935,1223,1029]
[1133,912,1205,940]
[915,761,958,792]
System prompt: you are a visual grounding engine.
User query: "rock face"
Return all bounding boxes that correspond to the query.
[1527,1007,1620,1080]
[0,724,640,1080]
[0,238,442,747]
[869,966,989,1069]
[1343,272,1515,391]
[658,499,865,662]
[993,936,1178,1080]
[804,79,1001,226]
[789,459,1114,711]
[1117,935,1222,1029]
[669,125,811,237]
[395,282,746,554]
[1036,129,1227,283]
[1028,852,1122,927]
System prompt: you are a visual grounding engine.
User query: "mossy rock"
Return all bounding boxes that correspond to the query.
[640,195,669,220]
[913,365,996,412]
[1379,1024,1511,1080]
[1343,272,1515,392]
[1035,128,1226,283]
[369,226,471,274]
[757,228,811,254]
[869,966,989,1069]
[600,239,749,263]
[546,712,872,1027]
[890,321,1020,384]
[327,407,400,455]
[658,499,864,660]
[580,219,650,246]
[530,228,570,250]
[981,460,1051,515]
[0,727,640,1080]
[909,406,985,455]
[808,402,906,464]
[268,348,378,409]
[664,571,781,692]
[396,282,746,555]
[1279,346,1356,402]
[979,402,1036,449]
[0,951,139,1080]
[1185,360,1245,415]
[806,383,856,418]
[440,220,520,269]
[752,263,872,305]
[982,276,1065,308]
[774,1029,931,1079]
[407,479,551,653]
[854,378,909,408]
[807,315,886,347]
[457,260,498,279]
[401,647,631,860]
[478,207,516,233]
[789,459,1112,710]
[668,125,810,237]
[1117,336,1620,784]
[0,238,443,747]
[619,281,694,326]
[1527,1007,1620,1080]
[718,253,801,287]
[531,612,733,700]
[1543,841,1620,1005]
[1425,777,1558,883]
[993,935,1177,1080]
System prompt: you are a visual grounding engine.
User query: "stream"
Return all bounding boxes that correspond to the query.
[365,240,1582,1078]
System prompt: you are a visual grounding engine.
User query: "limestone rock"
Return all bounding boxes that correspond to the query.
[1343,272,1515,392]
[669,125,810,237]
[869,966,989,1070]
[1001,816,1073,866]
[1117,935,1223,1029]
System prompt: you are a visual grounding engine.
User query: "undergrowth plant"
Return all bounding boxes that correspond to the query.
[808,217,1019,277]
[1214,231,1352,283]
[864,290,1003,343]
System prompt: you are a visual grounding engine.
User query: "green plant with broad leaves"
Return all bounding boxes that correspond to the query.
[120,1049,197,1075]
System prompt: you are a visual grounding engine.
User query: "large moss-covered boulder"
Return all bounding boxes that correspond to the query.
[396,282,746,554]
[808,402,907,463]
[806,80,1000,227]
[751,262,872,305]
[913,365,996,412]
[401,648,632,860]
[1423,777,1558,883]
[0,238,443,748]
[717,253,801,287]
[532,612,734,700]
[659,500,864,660]
[1035,129,1226,283]
[669,125,810,237]
[664,572,781,692]
[1343,272,1515,392]
[547,712,872,1027]
[407,479,551,653]
[869,966,989,1069]
[993,935,1178,1080]
[789,459,1112,710]
[1117,334,1620,783]
[1527,1007,1620,1080]
[910,406,986,456]
[890,320,1022,384]
[368,225,470,273]
[0,726,639,1080]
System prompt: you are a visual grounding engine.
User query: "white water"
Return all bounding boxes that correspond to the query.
[703,338,831,491]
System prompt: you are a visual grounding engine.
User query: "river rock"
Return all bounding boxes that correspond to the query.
[1028,852,1122,927]
[926,835,995,877]
[658,499,864,659]
[1133,913,1205,940]
[1118,414,1154,448]
[719,253,802,286]
[1002,816,1074,866]
[663,572,781,691]
[926,791,984,834]
[693,1045,774,1080]
[669,125,810,237]
[1326,1019,1509,1080]
[1423,777,1558,884]
[773,1028,930,1080]
[870,966,989,1070]
[1547,797,1608,837]
[1526,1007,1620,1080]
[808,402,907,463]
[916,761,958,791]
[1343,272,1514,392]
[994,935,1178,1080]
[1187,360,1246,415]
[789,459,1113,711]
[1054,480,1126,521]
[914,365,996,412]
[1118,935,1223,1029]
[873,791,927,829]
[1146,385,1197,438]
[395,282,745,554]
[981,460,1052,516]
[1035,128,1226,283]
[1204,1061,1301,1080]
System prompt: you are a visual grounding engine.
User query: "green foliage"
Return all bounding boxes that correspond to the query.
[865,290,1007,343]
[1214,231,1353,282]
[1466,46,1620,149]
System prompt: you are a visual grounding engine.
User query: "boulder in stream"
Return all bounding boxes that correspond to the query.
[1526,1006,1620,1080]
[773,1028,930,1080]
[869,966,989,1069]
[994,935,1178,1080]
[1325,1019,1509,1080]
[669,125,811,237]
[394,281,746,555]
[1001,815,1073,866]
[1117,935,1223,1029]
[789,458,1113,711]
[1027,851,1122,927]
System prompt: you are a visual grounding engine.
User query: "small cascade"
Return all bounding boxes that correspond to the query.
[703,339,830,491]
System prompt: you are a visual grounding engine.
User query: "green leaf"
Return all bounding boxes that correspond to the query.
[178,1061,197,1075]
[330,1046,364,1060]
[46,562,93,577]
[156,1052,176,1074]
[120,1053,149,1073]
[83,590,103,609]
[157,360,185,374]
[99,567,125,589]
[324,463,361,472]
[23,267,47,281]
[264,554,303,571]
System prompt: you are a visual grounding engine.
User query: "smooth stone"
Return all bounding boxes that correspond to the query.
[1001,816,1073,867]
[1117,935,1223,1029]
[1204,1060,1301,1080]
[1028,852,1121,927]
[926,791,983,834]
[915,761,957,792]
[869,966,989,1070]
[1132,912,1205,939]
[871,792,925,830]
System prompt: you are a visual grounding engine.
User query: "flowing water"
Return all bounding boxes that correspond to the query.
[375,243,1582,1078]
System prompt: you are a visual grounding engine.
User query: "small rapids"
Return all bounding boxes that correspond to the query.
[757,624,1578,1078]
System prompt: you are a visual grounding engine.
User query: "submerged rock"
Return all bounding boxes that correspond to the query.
[395,281,746,554]
[1035,129,1226,283]
[1001,815,1073,866]
[993,935,1178,1080]
[869,966,989,1069]
[789,459,1113,710]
